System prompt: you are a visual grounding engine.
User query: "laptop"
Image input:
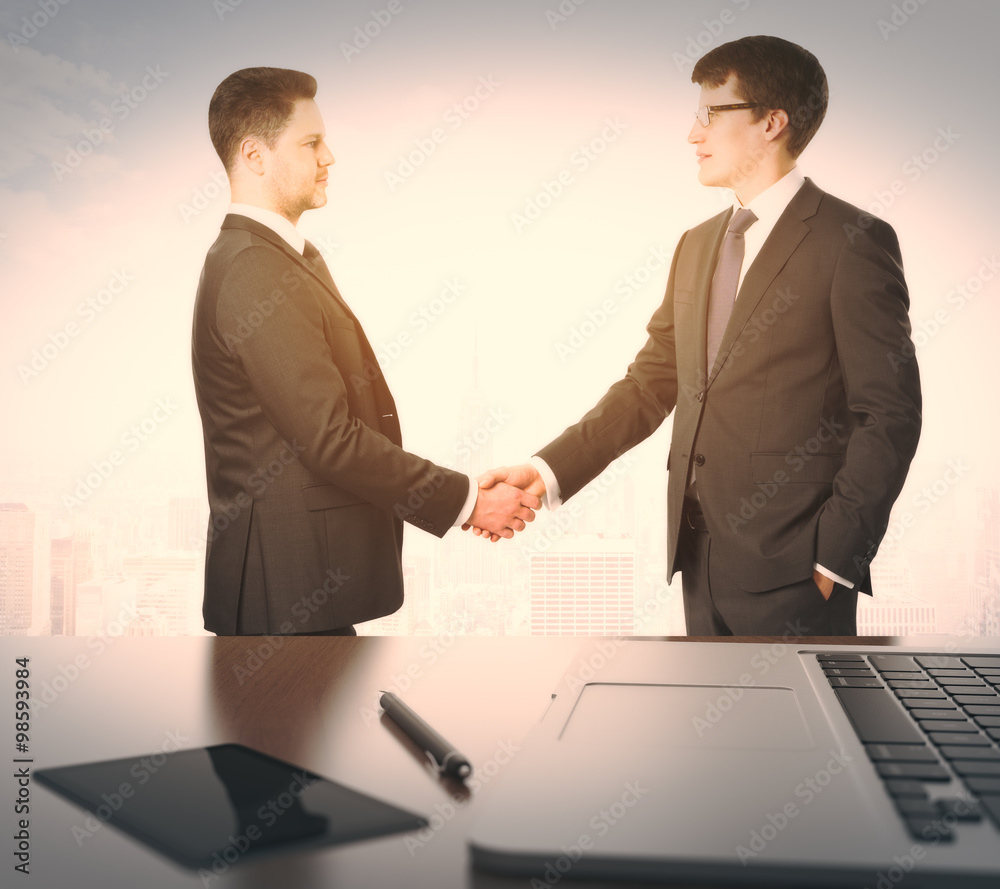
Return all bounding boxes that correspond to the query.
[468,638,1000,887]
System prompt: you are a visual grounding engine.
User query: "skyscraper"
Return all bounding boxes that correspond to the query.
[529,534,636,635]
[0,504,34,634]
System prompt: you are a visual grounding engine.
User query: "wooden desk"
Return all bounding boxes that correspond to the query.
[4,635,991,888]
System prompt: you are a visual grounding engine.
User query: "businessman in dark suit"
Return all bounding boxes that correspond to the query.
[475,37,921,635]
[192,68,538,636]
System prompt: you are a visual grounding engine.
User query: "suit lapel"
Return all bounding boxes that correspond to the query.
[220,214,402,445]
[682,212,730,389]
[706,180,823,387]
[221,214,357,320]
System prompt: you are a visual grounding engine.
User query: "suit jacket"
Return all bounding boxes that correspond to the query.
[192,214,468,634]
[537,179,922,594]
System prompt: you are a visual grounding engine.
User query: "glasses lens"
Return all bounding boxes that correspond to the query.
[696,107,710,127]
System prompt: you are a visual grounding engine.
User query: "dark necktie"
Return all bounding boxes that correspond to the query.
[301,240,402,445]
[705,207,757,372]
[303,239,336,291]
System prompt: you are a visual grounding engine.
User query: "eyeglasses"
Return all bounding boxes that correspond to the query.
[694,103,760,128]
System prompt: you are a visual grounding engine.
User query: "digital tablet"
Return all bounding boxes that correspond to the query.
[36,742,426,870]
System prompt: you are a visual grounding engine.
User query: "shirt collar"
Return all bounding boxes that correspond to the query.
[228,203,306,255]
[735,167,806,229]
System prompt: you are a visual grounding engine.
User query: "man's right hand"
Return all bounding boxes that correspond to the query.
[465,480,541,542]
[477,463,546,499]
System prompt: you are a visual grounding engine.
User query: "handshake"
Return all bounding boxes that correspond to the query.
[462,463,547,543]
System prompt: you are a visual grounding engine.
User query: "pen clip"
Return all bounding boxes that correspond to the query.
[424,749,444,773]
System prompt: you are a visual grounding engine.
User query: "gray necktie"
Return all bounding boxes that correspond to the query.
[706,207,757,372]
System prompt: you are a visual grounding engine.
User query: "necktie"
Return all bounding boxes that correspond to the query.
[301,240,402,445]
[705,207,757,372]
[303,239,336,291]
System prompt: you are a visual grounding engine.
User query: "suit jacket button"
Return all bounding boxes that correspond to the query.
[693,454,705,466]
[696,391,705,402]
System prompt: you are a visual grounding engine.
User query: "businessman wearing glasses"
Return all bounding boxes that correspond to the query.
[476,36,922,635]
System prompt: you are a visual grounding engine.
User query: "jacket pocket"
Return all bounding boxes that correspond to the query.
[302,483,368,511]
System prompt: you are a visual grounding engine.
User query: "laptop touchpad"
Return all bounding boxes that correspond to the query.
[560,683,814,750]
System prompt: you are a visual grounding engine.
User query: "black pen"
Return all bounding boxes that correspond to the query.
[379,691,472,781]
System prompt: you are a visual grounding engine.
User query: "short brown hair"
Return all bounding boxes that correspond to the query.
[209,67,317,173]
[692,36,828,158]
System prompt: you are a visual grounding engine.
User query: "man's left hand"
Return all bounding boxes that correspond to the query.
[813,569,836,601]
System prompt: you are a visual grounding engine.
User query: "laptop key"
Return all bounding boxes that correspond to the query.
[910,707,975,731]
[900,699,957,711]
[962,657,1000,670]
[939,746,1000,761]
[887,679,935,690]
[951,761,1000,777]
[966,706,1000,717]
[913,719,978,733]
[866,744,939,763]
[894,689,947,700]
[980,796,1000,830]
[965,777,1000,794]
[936,798,982,822]
[876,762,950,781]
[884,779,928,798]
[953,695,1000,706]
[835,688,926,743]
[916,656,965,670]
[894,799,940,818]
[870,655,922,672]
[903,818,953,842]
[926,733,992,747]
[828,677,884,688]
[820,664,871,673]
[823,668,878,678]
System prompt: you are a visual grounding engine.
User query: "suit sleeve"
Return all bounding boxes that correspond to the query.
[816,218,922,584]
[214,246,469,535]
[535,235,685,501]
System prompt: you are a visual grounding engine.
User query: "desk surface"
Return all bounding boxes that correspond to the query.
[4,635,997,889]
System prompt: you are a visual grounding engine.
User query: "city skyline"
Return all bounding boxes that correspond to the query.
[2,1,998,637]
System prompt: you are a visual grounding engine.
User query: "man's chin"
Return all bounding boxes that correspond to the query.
[697,167,721,189]
[295,194,327,216]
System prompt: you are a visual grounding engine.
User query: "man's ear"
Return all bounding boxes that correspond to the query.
[238,136,266,176]
[762,109,791,145]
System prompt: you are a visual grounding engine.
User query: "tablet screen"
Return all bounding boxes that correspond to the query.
[36,743,425,869]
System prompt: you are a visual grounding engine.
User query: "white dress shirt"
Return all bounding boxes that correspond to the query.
[735,167,805,294]
[229,202,306,254]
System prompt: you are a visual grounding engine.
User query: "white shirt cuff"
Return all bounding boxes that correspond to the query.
[814,562,853,589]
[452,475,478,528]
[530,456,561,511]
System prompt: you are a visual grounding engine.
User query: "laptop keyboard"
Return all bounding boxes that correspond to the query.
[819,652,1000,841]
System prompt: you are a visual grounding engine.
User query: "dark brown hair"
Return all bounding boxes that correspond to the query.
[209,67,317,173]
[692,36,828,158]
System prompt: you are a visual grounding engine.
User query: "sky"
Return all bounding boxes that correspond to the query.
[2,0,998,601]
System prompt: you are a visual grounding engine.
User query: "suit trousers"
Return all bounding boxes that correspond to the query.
[678,520,858,636]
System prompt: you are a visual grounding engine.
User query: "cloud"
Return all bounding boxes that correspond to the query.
[0,42,123,179]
